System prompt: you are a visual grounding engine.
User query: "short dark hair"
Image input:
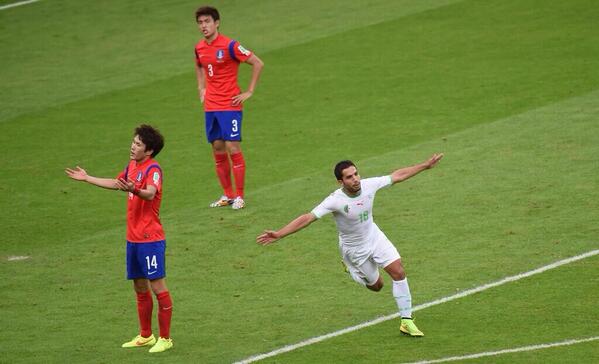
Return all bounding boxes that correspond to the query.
[135,124,164,158]
[334,160,356,180]
[195,6,220,22]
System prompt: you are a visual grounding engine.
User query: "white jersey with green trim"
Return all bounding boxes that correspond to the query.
[311,176,393,257]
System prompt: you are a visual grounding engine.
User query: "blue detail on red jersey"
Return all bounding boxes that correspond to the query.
[228,40,239,62]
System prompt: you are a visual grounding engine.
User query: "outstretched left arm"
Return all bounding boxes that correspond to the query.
[390,153,444,184]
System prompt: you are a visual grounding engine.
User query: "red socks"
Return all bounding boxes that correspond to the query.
[156,291,173,339]
[214,151,245,199]
[213,152,233,198]
[136,291,153,338]
[135,290,172,339]
[230,152,245,198]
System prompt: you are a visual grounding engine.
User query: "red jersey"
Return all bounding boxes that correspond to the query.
[194,34,253,111]
[117,158,165,243]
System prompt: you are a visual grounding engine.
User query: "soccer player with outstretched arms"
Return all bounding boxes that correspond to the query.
[65,125,173,353]
[257,153,444,336]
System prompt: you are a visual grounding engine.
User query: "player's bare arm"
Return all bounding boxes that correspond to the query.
[65,166,119,190]
[257,212,316,245]
[66,166,157,200]
[232,54,264,106]
[195,64,206,103]
[390,153,444,184]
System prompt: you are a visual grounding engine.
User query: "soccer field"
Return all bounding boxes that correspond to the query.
[1,0,598,363]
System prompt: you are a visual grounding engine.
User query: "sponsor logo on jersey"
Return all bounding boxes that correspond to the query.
[136,171,143,182]
[237,44,251,56]
[216,49,224,59]
[153,171,160,184]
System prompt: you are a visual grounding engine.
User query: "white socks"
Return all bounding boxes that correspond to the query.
[392,278,413,318]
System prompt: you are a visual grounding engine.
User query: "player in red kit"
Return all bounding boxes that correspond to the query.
[194,5,264,210]
[65,125,173,353]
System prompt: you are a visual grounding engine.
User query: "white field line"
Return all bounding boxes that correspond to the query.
[234,249,599,364]
[7,255,30,261]
[0,0,40,11]
[400,336,599,364]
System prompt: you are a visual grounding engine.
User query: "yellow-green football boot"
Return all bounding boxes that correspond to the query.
[149,337,173,353]
[122,334,156,348]
[400,318,424,337]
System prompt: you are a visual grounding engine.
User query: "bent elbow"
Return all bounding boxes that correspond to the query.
[254,57,264,68]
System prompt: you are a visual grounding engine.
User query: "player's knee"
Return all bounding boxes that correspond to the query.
[367,279,384,292]
[133,279,150,293]
[387,261,406,280]
[396,268,406,280]
[150,278,168,295]
[391,270,406,281]
[212,140,226,153]
[226,143,241,154]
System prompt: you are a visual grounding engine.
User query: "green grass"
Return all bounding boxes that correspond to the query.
[0,0,462,122]
[1,0,598,363]
[263,256,599,363]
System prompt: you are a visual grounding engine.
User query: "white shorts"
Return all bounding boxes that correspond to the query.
[340,232,401,287]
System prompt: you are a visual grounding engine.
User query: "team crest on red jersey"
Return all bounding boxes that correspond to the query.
[216,49,225,59]
[136,171,143,182]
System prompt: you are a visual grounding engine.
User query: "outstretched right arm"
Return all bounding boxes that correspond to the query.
[256,213,317,245]
[65,166,119,190]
